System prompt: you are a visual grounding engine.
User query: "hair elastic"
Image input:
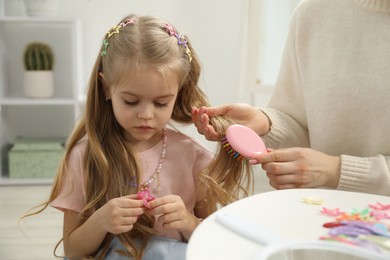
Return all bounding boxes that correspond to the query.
[163,23,192,62]
[101,18,136,56]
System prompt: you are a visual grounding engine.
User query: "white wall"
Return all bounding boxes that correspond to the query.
[52,0,248,106]
[258,0,297,86]
[246,0,301,107]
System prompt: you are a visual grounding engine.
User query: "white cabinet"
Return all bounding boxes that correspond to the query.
[0,17,83,185]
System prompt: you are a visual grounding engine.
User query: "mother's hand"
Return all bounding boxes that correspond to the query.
[191,103,269,141]
[253,147,341,189]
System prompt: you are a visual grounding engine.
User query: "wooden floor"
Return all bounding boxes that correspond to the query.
[0,167,273,260]
[0,185,63,260]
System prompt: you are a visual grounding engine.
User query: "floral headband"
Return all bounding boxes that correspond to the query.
[101,18,192,62]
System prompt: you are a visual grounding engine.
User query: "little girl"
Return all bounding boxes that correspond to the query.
[26,14,253,260]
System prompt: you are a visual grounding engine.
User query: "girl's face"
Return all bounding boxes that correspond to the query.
[106,65,180,151]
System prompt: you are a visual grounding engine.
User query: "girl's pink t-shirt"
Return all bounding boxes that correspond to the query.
[50,128,214,240]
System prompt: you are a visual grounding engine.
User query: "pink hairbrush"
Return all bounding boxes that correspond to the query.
[221,124,267,161]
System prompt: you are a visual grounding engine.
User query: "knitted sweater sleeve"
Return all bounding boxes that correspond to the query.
[339,155,390,196]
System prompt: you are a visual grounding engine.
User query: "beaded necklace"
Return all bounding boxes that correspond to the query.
[139,128,167,194]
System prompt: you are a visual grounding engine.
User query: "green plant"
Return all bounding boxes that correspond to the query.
[23,42,54,71]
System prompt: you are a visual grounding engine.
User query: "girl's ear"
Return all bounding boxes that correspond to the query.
[99,72,110,98]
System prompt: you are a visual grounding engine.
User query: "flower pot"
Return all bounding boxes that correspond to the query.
[24,0,58,17]
[23,71,54,98]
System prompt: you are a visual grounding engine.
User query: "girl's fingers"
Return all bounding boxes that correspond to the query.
[120,215,138,224]
[147,195,182,215]
[121,207,146,217]
[119,195,146,208]
[127,194,140,199]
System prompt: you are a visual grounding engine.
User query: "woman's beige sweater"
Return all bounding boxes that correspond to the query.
[263,0,390,195]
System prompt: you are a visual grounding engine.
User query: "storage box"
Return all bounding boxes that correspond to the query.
[8,138,65,178]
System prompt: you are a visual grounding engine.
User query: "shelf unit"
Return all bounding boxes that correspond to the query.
[0,16,84,185]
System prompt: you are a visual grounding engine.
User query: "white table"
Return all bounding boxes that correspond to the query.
[187,189,390,260]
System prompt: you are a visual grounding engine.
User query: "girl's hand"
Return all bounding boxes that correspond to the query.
[253,148,341,189]
[191,103,270,140]
[95,194,145,234]
[147,195,201,240]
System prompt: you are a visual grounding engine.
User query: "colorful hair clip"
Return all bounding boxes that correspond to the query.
[320,207,345,217]
[101,18,136,56]
[119,18,136,27]
[369,202,390,211]
[101,39,109,56]
[175,34,188,47]
[106,25,122,38]
[302,196,324,205]
[163,23,192,62]
[137,189,155,208]
[336,212,363,221]
[371,210,390,221]
[164,23,176,36]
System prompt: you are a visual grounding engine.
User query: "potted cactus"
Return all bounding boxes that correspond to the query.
[23,42,55,98]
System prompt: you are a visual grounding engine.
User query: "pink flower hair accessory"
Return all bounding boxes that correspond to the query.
[137,189,155,208]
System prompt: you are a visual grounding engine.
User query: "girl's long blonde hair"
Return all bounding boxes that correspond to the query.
[22,14,253,259]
